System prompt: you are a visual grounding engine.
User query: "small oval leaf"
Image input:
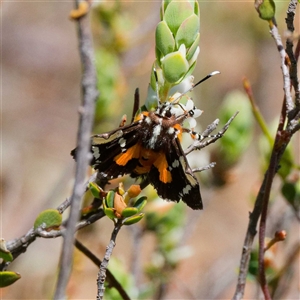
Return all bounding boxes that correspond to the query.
[104,207,116,220]
[0,239,13,262]
[133,197,147,212]
[121,207,139,218]
[123,213,145,226]
[175,14,199,49]
[0,271,21,287]
[89,182,101,199]
[164,1,194,34]
[106,191,115,208]
[33,209,62,230]
[258,0,276,20]
[0,250,13,262]
[156,21,175,56]
[162,51,189,84]
[186,33,200,61]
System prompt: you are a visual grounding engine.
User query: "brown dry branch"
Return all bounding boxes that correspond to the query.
[53,0,98,298]
[232,2,300,299]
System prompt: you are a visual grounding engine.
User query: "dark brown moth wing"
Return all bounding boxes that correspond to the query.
[71,122,142,180]
[147,137,203,210]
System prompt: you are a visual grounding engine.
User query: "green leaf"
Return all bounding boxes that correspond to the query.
[186,33,200,61]
[133,196,147,212]
[193,0,200,17]
[161,50,189,84]
[0,251,13,262]
[0,239,13,262]
[0,271,21,287]
[106,191,115,208]
[156,21,175,56]
[258,0,276,20]
[33,209,62,230]
[155,46,164,68]
[123,213,145,225]
[121,207,139,218]
[89,182,102,199]
[102,197,116,220]
[184,60,197,80]
[104,207,116,220]
[164,1,194,34]
[281,181,297,204]
[175,14,199,49]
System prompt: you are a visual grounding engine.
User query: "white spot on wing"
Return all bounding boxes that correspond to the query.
[182,185,192,195]
[119,138,126,148]
[92,146,100,159]
[172,159,180,168]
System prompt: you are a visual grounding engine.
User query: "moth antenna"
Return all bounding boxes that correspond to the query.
[131,88,140,123]
[173,71,220,102]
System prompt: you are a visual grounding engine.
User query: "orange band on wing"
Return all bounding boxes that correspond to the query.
[173,124,183,142]
[153,152,172,183]
[114,143,141,166]
[134,148,155,175]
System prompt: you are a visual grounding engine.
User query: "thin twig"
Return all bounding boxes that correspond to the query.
[74,239,131,300]
[192,162,216,173]
[258,92,289,300]
[232,174,267,300]
[57,172,97,214]
[232,3,300,297]
[269,20,294,115]
[185,112,239,155]
[285,0,300,105]
[257,16,298,300]
[34,210,105,239]
[1,173,101,270]
[53,1,98,298]
[97,220,123,300]
[258,155,276,300]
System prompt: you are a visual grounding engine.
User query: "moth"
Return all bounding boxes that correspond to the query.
[71,72,223,210]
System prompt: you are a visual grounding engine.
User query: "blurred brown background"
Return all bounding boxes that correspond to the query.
[2,1,299,299]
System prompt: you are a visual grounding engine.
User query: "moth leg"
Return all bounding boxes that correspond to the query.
[181,127,220,141]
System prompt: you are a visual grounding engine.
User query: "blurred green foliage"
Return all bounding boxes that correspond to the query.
[104,258,138,300]
[91,3,133,129]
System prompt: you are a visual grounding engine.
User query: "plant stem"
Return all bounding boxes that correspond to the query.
[97,220,123,300]
[53,1,98,299]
